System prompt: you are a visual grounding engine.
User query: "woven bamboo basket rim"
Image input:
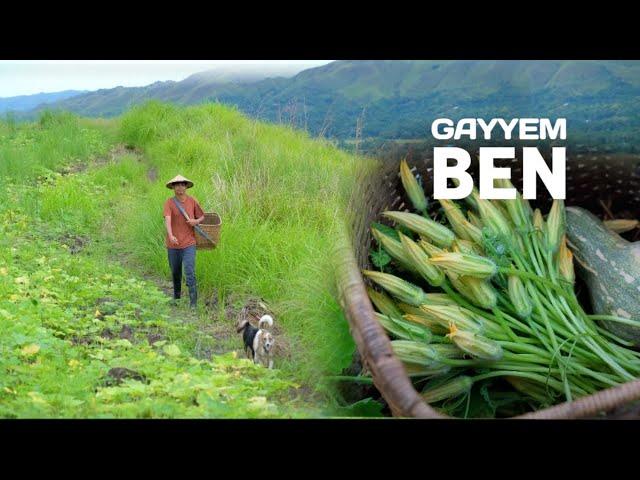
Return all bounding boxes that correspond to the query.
[336,151,640,419]
[203,212,222,225]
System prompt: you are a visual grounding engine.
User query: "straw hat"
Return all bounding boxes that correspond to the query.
[166,174,194,189]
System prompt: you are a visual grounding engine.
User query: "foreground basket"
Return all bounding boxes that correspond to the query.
[336,151,640,418]
[195,212,222,250]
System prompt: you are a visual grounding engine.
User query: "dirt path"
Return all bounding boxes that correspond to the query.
[88,144,299,395]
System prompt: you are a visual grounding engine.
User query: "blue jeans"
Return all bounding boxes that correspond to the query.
[167,245,197,307]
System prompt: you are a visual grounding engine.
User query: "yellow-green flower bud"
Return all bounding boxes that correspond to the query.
[545,200,565,254]
[419,304,483,333]
[449,273,498,310]
[429,252,497,279]
[398,232,444,287]
[452,239,483,256]
[403,313,449,336]
[467,210,483,230]
[439,199,475,241]
[405,363,452,378]
[422,375,473,403]
[371,227,416,272]
[439,199,482,244]
[476,198,511,239]
[362,270,428,306]
[557,234,575,284]
[531,208,546,249]
[367,286,403,318]
[464,222,484,246]
[391,340,441,367]
[419,239,445,257]
[431,343,465,359]
[508,275,532,318]
[533,208,545,233]
[446,323,503,361]
[424,293,457,305]
[399,159,428,214]
[494,178,533,229]
[383,211,455,248]
[505,376,551,403]
[398,303,426,316]
[375,312,432,342]
[401,294,460,317]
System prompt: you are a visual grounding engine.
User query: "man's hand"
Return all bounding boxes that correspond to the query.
[170,235,179,245]
[186,219,199,227]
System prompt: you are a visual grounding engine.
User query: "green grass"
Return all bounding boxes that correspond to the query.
[0,111,116,182]
[0,105,378,417]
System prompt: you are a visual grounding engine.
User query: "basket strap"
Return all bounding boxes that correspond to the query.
[172,196,215,244]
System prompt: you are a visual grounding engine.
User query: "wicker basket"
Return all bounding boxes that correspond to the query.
[335,151,640,419]
[195,212,222,250]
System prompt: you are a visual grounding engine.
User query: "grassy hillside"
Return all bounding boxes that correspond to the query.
[0,104,377,417]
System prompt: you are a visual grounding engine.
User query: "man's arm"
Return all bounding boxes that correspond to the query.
[187,200,205,226]
[165,216,179,245]
[187,215,205,226]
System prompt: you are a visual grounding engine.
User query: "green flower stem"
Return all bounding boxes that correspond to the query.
[588,314,640,329]
[546,250,558,282]
[526,277,623,368]
[437,358,482,367]
[502,350,606,395]
[594,325,637,348]
[527,294,579,340]
[501,352,553,364]
[523,233,546,277]
[496,296,539,339]
[530,232,552,278]
[498,341,554,358]
[499,266,570,300]
[531,294,607,362]
[541,289,639,376]
[490,362,563,374]
[492,307,520,343]
[550,294,639,375]
[520,282,573,400]
[471,370,587,397]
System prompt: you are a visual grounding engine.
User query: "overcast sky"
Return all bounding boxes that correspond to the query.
[0,60,333,98]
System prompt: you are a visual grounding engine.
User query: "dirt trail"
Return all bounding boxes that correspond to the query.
[88,144,296,380]
[61,144,143,176]
[94,144,255,361]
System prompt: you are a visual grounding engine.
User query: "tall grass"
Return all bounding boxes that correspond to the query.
[0,111,116,182]
[116,101,375,385]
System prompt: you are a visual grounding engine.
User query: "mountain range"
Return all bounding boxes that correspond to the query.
[10,61,640,147]
[0,90,86,114]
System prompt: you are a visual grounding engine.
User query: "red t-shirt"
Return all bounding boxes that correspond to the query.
[163,195,205,249]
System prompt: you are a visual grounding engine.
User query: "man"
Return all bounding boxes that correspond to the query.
[163,174,205,309]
